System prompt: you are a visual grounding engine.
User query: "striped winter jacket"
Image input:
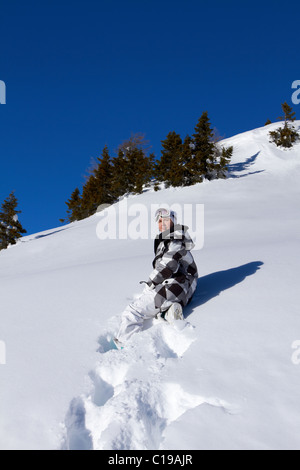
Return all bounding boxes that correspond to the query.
[148,224,198,310]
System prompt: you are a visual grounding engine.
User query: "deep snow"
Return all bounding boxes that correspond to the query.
[0,122,300,450]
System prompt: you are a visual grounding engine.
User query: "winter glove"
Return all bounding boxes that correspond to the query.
[139,280,155,290]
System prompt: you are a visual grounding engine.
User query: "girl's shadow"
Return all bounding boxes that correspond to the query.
[185,261,264,318]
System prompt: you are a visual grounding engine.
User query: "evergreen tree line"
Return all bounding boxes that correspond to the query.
[62,111,233,223]
[0,191,27,251]
[265,102,299,148]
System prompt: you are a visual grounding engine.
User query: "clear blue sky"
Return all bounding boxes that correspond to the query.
[0,0,299,235]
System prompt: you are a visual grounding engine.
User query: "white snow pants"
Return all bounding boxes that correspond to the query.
[115,285,172,344]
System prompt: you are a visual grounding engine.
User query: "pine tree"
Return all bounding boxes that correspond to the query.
[80,174,99,218]
[192,112,216,182]
[129,148,154,193]
[154,113,233,188]
[93,145,115,209]
[60,187,83,223]
[148,152,156,187]
[278,102,296,124]
[269,102,299,148]
[79,146,114,219]
[179,135,194,186]
[269,124,299,148]
[156,131,183,187]
[110,149,131,201]
[111,134,154,198]
[215,145,233,179]
[125,147,144,193]
[0,192,27,250]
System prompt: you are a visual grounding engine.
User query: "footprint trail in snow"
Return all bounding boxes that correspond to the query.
[62,318,236,450]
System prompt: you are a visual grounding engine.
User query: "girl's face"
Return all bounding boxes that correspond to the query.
[158,217,172,232]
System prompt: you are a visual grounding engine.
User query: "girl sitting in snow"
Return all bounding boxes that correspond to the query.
[114,207,198,348]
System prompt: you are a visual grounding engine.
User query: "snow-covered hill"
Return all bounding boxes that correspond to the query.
[1,122,300,450]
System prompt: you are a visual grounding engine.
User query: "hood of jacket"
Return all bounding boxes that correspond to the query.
[154,224,195,253]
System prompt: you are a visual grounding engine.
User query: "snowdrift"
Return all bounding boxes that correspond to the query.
[0,122,300,450]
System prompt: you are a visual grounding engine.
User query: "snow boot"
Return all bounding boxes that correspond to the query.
[113,337,124,350]
[164,302,184,324]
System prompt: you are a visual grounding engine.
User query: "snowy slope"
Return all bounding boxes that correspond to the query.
[0,122,300,450]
